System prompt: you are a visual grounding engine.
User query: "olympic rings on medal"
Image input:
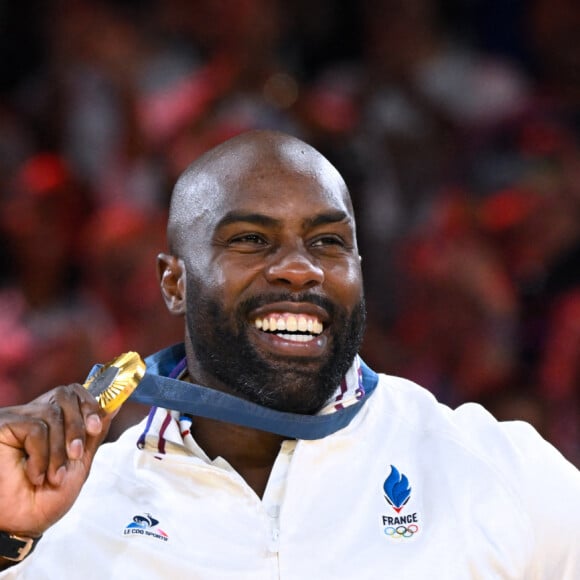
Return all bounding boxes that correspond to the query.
[384,524,419,538]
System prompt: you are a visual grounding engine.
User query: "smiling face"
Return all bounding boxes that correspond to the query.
[161,131,366,414]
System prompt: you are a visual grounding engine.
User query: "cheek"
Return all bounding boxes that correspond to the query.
[213,256,264,295]
[326,262,364,308]
[189,257,260,311]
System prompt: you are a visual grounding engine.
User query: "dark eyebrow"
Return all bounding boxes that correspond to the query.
[215,210,351,231]
[303,211,351,229]
[216,212,281,229]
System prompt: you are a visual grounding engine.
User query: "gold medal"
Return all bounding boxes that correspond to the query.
[83,351,146,413]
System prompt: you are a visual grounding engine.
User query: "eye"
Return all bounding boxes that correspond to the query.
[229,233,268,246]
[311,235,346,248]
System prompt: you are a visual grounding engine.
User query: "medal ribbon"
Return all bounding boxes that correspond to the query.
[88,344,379,440]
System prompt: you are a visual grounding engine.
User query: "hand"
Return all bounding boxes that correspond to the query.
[0,384,113,537]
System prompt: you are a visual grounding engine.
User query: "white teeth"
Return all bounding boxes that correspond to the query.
[253,314,323,335]
[277,333,315,342]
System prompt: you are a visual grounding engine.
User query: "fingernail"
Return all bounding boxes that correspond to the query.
[34,473,45,487]
[68,438,84,460]
[85,414,102,435]
[54,465,66,486]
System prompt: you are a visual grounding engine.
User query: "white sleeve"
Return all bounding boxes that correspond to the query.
[500,421,580,578]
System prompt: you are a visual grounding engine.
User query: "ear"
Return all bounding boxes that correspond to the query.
[157,253,186,315]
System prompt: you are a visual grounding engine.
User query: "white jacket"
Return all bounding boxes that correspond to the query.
[3,371,580,579]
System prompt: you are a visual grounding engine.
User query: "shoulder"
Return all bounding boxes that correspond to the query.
[372,372,580,491]
[371,373,580,574]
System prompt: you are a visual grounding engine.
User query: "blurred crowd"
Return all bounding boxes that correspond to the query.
[0,0,579,461]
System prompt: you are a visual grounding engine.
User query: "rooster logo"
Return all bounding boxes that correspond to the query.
[125,513,168,537]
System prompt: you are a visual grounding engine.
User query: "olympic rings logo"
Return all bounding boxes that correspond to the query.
[384,524,419,538]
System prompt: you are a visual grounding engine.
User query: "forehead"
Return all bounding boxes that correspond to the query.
[221,154,348,215]
[190,142,353,227]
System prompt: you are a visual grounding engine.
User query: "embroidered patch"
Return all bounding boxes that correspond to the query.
[381,465,421,540]
[123,513,169,542]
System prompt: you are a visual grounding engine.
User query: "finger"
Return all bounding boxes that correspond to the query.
[45,385,107,467]
[26,385,86,486]
[75,385,117,452]
[59,385,103,460]
[21,419,51,486]
[60,384,119,474]
[0,415,51,487]
[37,400,69,486]
[21,385,117,486]
[75,385,108,437]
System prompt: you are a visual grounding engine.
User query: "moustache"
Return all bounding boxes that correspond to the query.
[238,292,338,319]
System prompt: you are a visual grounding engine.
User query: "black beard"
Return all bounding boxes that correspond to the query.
[185,282,366,415]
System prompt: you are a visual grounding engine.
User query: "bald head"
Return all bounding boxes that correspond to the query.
[167,130,354,255]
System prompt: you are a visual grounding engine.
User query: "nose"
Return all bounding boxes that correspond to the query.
[264,246,324,290]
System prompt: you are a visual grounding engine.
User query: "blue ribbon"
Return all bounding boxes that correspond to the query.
[93,344,379,440]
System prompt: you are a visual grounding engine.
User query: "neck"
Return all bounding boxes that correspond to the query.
[182,341,287,497]
[190,415,286,498]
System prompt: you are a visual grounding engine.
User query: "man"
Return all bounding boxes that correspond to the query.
[0,130,578,578]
